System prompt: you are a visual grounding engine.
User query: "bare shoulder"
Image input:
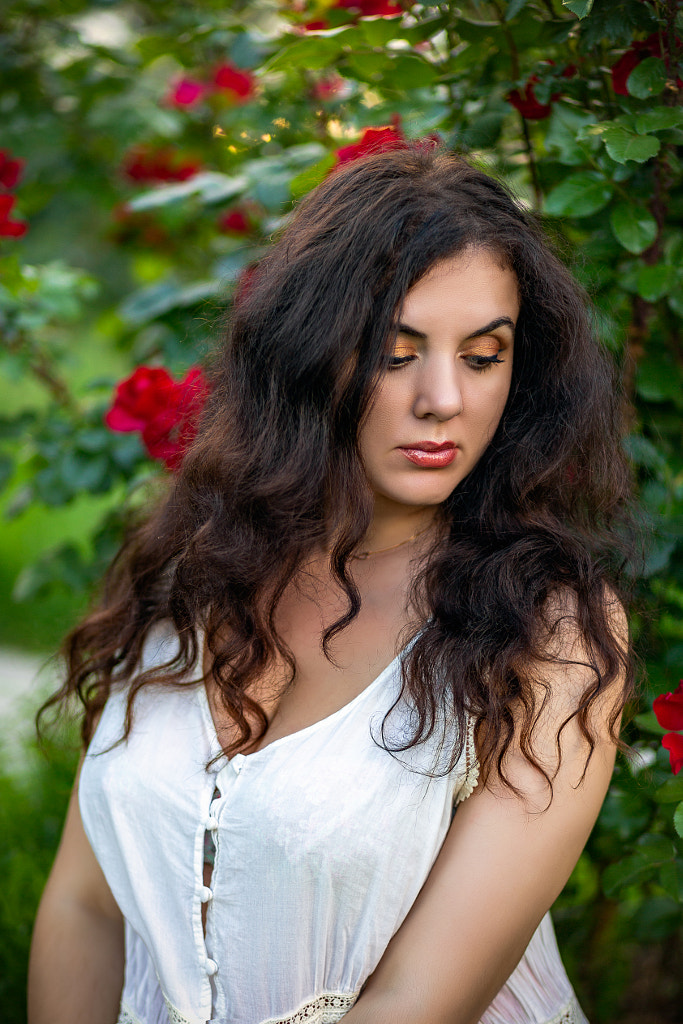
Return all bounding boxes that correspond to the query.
[495,583,630,801]
[537,583,628,658]
[525,584,629,711]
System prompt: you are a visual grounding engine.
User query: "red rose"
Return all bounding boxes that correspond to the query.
[105,366,208,470]
[662,732,683,775]
[334,0,402,15]
[653,681,683,731]
[217,208,252,235]
[508,65,576,120]
[212,62,255,102]
[508,77,553,120]
[335,121,408,165]
[122,146,202,184]
[166,76,206,108]
[0,193,27,238]
[0,150,24,190]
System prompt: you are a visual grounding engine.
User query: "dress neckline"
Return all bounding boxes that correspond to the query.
[196,646,407,764]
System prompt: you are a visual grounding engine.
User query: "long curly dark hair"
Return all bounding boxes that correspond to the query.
[44,148,636,791]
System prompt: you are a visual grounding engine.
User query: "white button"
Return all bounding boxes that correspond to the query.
[200,886,213,903]
[205,957,218,976]
[205,816,219,831]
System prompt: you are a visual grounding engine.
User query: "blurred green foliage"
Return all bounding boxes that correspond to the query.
[0,727,79,1022]
[1,0,683,1020]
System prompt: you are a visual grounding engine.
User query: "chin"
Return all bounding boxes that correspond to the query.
[376,480,460,508]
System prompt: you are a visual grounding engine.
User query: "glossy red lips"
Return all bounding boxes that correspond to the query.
[398,441,457,468]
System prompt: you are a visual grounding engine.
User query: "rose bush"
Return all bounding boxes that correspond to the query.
[654,682,683,776]
[1,1,683,1020]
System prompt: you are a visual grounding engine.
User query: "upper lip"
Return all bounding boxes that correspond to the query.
[399,441,456,452]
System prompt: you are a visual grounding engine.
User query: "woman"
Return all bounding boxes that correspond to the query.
[29,148,633,1024]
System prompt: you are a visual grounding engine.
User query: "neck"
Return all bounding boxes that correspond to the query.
[357,503,438,559]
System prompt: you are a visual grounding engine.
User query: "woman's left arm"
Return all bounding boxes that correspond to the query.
[344,598,627,1024]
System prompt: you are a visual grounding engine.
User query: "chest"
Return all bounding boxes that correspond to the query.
[206,561,419,751]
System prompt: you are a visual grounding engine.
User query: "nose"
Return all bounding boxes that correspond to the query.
[411,357,463,422]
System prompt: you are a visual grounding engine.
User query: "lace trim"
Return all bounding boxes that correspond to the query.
[261,991,359,1024]
[454,713,480,804]
[163,995,193,1024]
[117,1005,146,1024]
[544,993,587,1024]
[121,989,582,1024]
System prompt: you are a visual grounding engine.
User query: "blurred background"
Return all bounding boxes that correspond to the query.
[1,0,683,1020]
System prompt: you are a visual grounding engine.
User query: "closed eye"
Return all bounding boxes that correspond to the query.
[465,354,504,371]
[388,354,416,369]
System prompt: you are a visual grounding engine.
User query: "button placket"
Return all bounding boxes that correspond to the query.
[200,782,223,1008]
[200,758,247,1012]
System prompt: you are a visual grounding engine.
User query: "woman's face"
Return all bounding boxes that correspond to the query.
[358,247,519,515]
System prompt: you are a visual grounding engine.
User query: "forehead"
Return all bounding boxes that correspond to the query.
[400,248,520,327]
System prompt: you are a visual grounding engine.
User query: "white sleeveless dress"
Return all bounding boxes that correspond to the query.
[78,625,588,1024]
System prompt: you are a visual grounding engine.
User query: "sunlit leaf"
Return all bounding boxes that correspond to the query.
[562,0,594,17]
[129,173,248,212]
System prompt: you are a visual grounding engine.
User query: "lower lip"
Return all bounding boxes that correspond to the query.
[399,447,457,468]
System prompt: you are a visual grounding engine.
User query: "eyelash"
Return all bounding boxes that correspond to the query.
[387,354,505,371]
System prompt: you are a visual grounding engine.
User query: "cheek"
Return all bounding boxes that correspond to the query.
[360,381,403,450]
[467,376,512,446]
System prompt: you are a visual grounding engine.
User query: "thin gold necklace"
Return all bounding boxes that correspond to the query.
[353,523,432,560]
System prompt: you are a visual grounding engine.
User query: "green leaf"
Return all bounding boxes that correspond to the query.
[599,126,660,164]
[603,835,676,899]
[562,0,593,17]
[635,356,683,407]
[359,15,404,46]
[658,861,683,902]
[544,105,595,166]
[627,56,668,99]
[675,802,683,840]
[504,0,528,20]
[632,896,682,939]
[622,434,665,469]
[264,35,342,72]
[642,537,677,577]
[543,172,613,218]
[637,264,677,302]
[129,172,248,212]
[634,711,666,736]
[610,203,658,254]
[290,154,336,202]
[654,775,683,804]
[345,49,388,82]
[389,53,439,88]
[635,108,683,133]
[119,278,224,325]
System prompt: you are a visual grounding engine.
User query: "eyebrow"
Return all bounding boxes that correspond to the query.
[395,316,516,340]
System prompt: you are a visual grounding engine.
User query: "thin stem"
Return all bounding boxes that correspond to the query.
[490,0,520,77]
[519,113,543,210]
